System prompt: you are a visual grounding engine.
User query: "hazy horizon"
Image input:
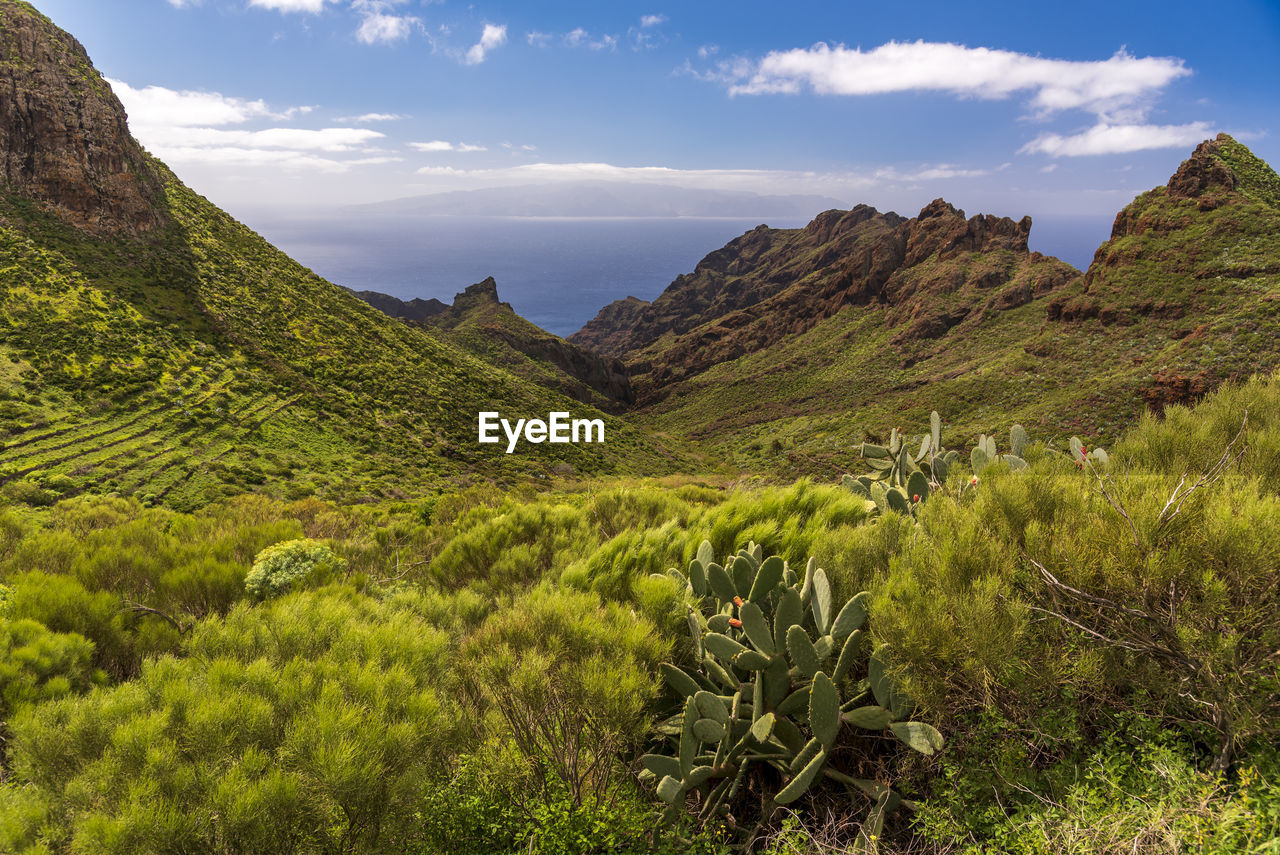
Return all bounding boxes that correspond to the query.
[26,0,1279,221]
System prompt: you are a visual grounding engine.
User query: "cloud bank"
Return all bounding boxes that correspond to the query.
[110,79,386,172]
[701,40,1209,157]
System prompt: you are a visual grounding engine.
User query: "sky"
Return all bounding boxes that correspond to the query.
[26,0,1280,229]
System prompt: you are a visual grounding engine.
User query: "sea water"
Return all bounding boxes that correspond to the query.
[245,213,1110,338]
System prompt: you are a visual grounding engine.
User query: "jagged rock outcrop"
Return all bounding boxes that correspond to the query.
[427,278,634,409]
[349,288,448,322]
[0,0,165,232]
[568,295,651,357]
[571,199,1077,401]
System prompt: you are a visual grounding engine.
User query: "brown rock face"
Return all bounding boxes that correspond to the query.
[569,295,651,357]
[1143,371,1213,414]
[572,199,1077,402]
[0,0,165,233]
[1167,137,1239,201]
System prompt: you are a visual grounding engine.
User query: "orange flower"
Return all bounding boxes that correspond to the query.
[729,618,743,628]
[733,596,744,607]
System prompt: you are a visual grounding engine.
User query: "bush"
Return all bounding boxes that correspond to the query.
[0,589,458,855]
[243,538,347,600]
[0,617,103,722]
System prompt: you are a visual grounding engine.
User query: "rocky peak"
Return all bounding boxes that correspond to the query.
[903,199,1031,266]
[445,276,514,316]
[1104,135,1280,248]
[1167,136,1241,201]
[0,0,165,233]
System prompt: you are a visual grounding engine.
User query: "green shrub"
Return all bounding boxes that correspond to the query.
[915,723,1280,854]
[243,538,347,600]
[0,617,104,722]
[0,589,458,855]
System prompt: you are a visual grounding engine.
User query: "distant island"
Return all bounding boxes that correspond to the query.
[345,179,848,218]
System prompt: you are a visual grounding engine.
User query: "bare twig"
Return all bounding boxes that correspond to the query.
[122,600,190,635]
[1157,411,1248,531]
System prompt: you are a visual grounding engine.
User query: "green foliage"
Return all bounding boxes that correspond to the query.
[457,587,667,836]
[915,720,1280,854]
[0,617,103,721]
[243,538,347,600]
[416,757,732,855]
[0,588,457,855]
[648,541,942,841]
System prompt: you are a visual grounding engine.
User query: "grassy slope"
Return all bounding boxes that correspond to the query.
[424,281,629,413]
[0,167,690,509]
[637,138,1280,477]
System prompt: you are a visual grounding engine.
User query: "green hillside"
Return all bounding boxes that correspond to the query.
[0,174,688,508]
[591,136,1280,477]
[2,2,1280,853]
[0,0,690,509]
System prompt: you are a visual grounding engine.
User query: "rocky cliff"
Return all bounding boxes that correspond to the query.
[572,199,1077,402]
[425,277,635,411]
[0,0,165,232]
[1045,133,1280,410]
[349,288,448,322]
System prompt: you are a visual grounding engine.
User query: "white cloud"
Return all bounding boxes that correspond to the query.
[697,44,719,59]
[356,12,415,43]
[723,41,1190,120]
[411,140,488,152]
[527,30,552,47]
[874,164,992,182]
[464,24,507,65]
[640,14,667,27]
[109,78,391,173]
[155,147,354,172]
[556,28,619,51]
[416,166,472,176]
[409,161,879,199]
[148,126,386,152]
[338,112,407,122]
[351,0,419,44]
[248,0,332,12]
[1020,121,1215,156]
[347,156,406,165]
[110,78,290,127]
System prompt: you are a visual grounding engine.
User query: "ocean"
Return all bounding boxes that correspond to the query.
[244,213,1111,339]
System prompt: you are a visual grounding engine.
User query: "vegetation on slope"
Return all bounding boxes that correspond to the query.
[0,170,690,508]
[0,373,1276,853]
[574,137,1280,480]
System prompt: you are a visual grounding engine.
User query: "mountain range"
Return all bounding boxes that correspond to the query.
[3,0,1280,501]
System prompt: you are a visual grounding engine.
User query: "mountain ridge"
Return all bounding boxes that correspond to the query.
[568,133,1280,475]
[0,0,687,505]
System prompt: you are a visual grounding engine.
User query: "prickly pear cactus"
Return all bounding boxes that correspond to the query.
[848,412,1081,516]
[645,541,943,833]
[848,412,962,516]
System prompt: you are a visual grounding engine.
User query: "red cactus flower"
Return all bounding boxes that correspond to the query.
[729,618,743,628]
[971,475,979,485]
[912,494,920,503]
[733,596,744,607]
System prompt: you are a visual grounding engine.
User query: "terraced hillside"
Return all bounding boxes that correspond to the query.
[0,0,688,508]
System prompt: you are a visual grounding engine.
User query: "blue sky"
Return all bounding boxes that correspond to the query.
[28,0,1280,229]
